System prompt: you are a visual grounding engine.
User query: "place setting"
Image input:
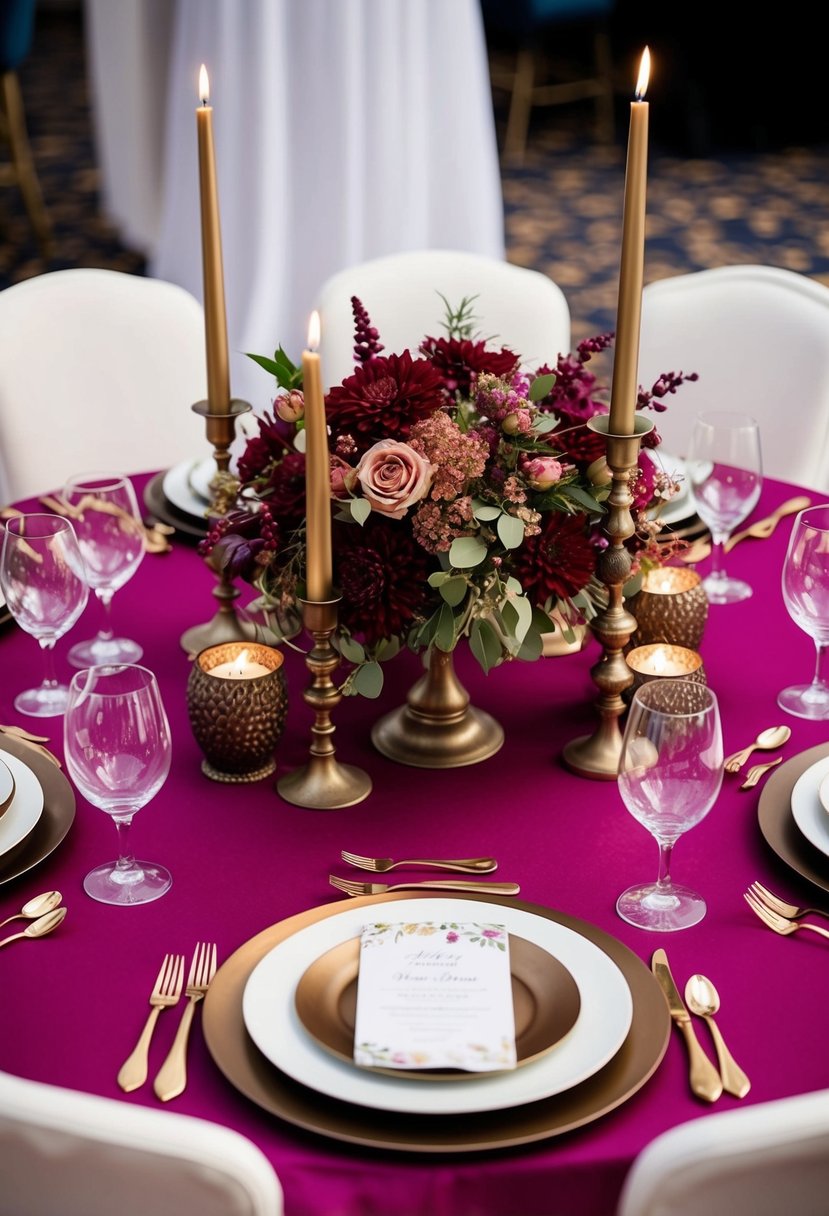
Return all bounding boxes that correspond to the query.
[0,729,75,888]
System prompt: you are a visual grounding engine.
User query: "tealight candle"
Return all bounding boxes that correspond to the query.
[208,648,271,680]
[628,566,709,649]
[626,642,706,691]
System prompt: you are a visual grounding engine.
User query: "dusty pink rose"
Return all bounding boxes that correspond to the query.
[524,456,564,490]
[275,389,304,423]
[501,408,533,435]
[330,455,358,499]
[356,439,434,520]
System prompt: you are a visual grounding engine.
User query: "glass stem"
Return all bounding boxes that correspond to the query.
[707,531,729,583]
[114,815,137,873]
[655,838,675,895]
[37,637,59,690]
[96,589,115,643]
[812,641,829,691]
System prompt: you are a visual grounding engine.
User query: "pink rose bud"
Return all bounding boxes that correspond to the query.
[524,456,563,490]
[502,409,533,435]
[275,390,304,423]
[586,456,612,486]
[329,456,358,499]
[355,439,434,520]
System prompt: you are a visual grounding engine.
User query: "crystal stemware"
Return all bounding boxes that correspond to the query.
[616,679,723,931]
[61,473,145,667]
[63,664,172,905]
[778,504,829,719]
[0,514,89,716]
[687,410,762,604]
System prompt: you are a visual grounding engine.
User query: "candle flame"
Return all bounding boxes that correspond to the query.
[307,310,321,352]
[199,64,210,105]
[635,47,650,101]
[652,647,667,674]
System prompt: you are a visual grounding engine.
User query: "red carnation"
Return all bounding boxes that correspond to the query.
[258,450,308,531]
[511,511,597,604]
[325,352,445,456]
[334,517,433,646]
[420,335,518,400]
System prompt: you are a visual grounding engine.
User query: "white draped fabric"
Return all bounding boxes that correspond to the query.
[84,0,505,413]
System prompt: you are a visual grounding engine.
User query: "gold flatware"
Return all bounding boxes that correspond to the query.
[0,723,51,743]
[117,953,185,1093]
[651,948,722,1102]
[0,889,61,929]
[329,875,520,897]
[744,891,829,942]
[723,725,791,773]
[153,942,218,1102]
[38,494,171,555]
[340,850,498,874]
[740,756,783,790]
[725,495,811,550]
[684,974,751,1098]
[747,880,829,924]
[0,906,66,950]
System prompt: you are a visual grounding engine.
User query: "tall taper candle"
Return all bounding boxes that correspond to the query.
[196,64,231,415]
[608,47,650,437]
[302,311,333,601]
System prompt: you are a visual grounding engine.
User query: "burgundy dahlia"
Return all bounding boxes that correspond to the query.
[324,352,445,456]
[420,335,519,400]
[236,411,293,485]
[511,511,597,604]
[258,450,308,531]
[334,517,433,646]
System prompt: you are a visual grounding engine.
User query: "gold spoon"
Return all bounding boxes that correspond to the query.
[0,906,67,950]
[684,974,751,1098]
[723,724,791,773]
[0,890,62,930]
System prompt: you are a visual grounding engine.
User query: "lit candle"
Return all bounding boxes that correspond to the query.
[608,47,651,436]
[208,648,271,679]
[627,642,705,686]
[302,311,333,602]
[196,64,231,415]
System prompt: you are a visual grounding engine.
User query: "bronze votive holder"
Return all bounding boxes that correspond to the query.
[628,566,709,650]
[187,641,288,783]
[626,643,707,696]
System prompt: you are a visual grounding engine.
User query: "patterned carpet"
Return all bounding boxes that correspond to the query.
[3,8,829,349]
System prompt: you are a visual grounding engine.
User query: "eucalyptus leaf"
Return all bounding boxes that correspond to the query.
[529,373,556,401]
[434,603,457,652]
[506,575,523,595]
[349,498,371,526]
[338,636,366,664]
[375,636,401,661]
[497,512,525,550]
[449,535,487,568]
[531,413,557,434]
[439,576,468,607]
[560,484,605,514]
[428,571,451,588]
[469,618,503,674]
[472,502,502,522]
[510,595,533,643]
[353,661,384,699]
[517,628,543,662]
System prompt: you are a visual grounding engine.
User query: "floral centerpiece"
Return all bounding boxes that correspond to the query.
[201,296,696,696]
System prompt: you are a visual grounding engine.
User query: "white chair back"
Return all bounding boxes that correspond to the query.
[0,269,207,502]
[617,1088,829,1216]
[314,249,571,389]
[0,1070,283,1216]
[638,265,829,491]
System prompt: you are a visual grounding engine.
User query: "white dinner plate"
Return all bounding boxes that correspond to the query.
[161,458,215,521]
[0,752,45,858]
[791,755,829,858]
[242,897,633,1116]
[648,451,693,526]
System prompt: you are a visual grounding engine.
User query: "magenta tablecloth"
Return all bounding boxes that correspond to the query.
[1,474,828,1216]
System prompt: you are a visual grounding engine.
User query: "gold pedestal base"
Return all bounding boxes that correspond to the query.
[277,756,372,809]
[181,609,258,655]
[372,648,503,769]
[202,757,276,784]
[562,729,621,781]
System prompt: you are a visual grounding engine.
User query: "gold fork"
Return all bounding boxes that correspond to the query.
[329,875,520,897]
[740,757,783,790]
[748,880,829,925]
[117,953,185,1093]
[744,891,829,942]
[340,850,498,874]
[153,942,218,1102]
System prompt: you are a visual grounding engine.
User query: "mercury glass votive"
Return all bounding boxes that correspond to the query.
[626,643,707,695]
[628,566,709,650]
[187,642,288,783]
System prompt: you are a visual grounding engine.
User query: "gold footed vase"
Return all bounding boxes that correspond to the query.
[371,647,503,768]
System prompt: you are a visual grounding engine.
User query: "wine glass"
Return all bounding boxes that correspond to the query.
[687,410,762,603]
[63,664,172,905]
[0,515,89,716]
[616,679,723,931]
[778,504,829,719]
[60,473,145,667]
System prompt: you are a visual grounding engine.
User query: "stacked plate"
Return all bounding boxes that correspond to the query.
[203,893,671,1152]
[0,737,75,886]
[143,457,217,542]
[759,744,829,897]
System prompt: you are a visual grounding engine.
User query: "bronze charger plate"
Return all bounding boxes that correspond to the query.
[202,893,670,1153]
[294,933,581,1080]
[758,741,829,895]
[0,735,75,885]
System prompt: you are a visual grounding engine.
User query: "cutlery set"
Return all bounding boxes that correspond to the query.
[722,725,791,790]
[118,942,217,1100]
[745,880,829,944]
[330,851,520,897]
[0,890,67,948]
[651,949,749,1103]
[680,496,811,565]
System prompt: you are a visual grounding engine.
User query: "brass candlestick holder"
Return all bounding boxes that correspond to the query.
[277,597,372,809]
[180,397,258,654]
[563,413,654,780]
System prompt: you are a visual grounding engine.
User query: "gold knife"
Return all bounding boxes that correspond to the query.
[651,949,723,1102]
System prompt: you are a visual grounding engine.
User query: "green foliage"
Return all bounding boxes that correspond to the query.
[245,346,302,390]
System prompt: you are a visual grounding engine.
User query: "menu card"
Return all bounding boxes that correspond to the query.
[353,921,517,1071]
